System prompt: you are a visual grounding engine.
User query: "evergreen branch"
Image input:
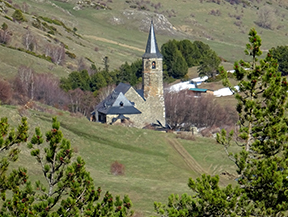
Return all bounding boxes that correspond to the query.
[223,145,239,169]
[51,164,64,186]
[38,155,51,187]
[49,146,58,196]
[61,186,87,216]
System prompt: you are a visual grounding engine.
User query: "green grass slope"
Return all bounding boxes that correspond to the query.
[0,104,237,215]
[1,0,288,80]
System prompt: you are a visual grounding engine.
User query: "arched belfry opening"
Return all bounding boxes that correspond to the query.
[152,61,156,69]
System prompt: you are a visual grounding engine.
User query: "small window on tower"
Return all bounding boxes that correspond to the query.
[152,61,156,69]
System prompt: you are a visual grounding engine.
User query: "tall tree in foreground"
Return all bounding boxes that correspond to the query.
[0,117,133,216]
[219,28,288,216]
[154,28,288,216]
[0,117,32,216]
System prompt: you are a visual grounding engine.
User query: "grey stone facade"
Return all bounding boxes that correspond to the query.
[93,21,165,128]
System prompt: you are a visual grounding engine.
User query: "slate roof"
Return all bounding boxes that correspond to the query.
[96,83,142,115]
[142,21,163,59]
[113,82,131,95]
[136,89,145,100]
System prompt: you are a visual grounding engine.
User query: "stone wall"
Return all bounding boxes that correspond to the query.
[142,58,163,98]
[100,57,166,128]
[127,90,163,127]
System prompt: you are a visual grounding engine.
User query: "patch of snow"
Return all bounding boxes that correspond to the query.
[227,70,235,73]
[169,81,196,92]
[227,68,249,73]
[214,86,239,97]
[191,76,208,82]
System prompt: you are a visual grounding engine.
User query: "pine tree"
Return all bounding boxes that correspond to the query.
[0,117,133,216]
[197,50,221,78]
[154,28,288,216]
[218,28,288,216]
[0,117,32,216]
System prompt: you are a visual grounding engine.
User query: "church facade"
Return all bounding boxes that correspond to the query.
[93,21,165,128]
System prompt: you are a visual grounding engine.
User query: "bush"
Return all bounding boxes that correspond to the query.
[12,9,26,22]
[4,15,13,21]
[65,51,76,59]
[110,161,125,175]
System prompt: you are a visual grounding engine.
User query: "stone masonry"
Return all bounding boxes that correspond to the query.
[94,20,166,128]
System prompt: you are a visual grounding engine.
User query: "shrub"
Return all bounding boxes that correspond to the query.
[4,15,13,21]
[110,161,125,175]
[12,9,26,22]
[65,51,76,59]
[1,23,8,31]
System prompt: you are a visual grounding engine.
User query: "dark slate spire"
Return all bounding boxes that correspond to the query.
[142,21,163,58]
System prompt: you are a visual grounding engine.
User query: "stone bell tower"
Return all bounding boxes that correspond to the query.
[142,20,166,126]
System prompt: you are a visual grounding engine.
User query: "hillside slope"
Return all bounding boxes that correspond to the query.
[0,104,237,215]
[0,0,288,80]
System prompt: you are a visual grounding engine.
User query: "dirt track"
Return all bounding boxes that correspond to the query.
[84,35,145,52]
[166,137,206,175]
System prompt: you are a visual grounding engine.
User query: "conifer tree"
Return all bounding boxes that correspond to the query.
[154,28,288,216]
[0,117,32,216]
[0,117,133,216]
[28,117,133,216]
[218,28,288,216]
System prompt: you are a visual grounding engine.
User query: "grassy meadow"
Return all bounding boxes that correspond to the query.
[0,104,238,215]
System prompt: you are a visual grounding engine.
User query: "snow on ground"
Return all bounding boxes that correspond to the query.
[191,76,208,82]
[169,76,208,92]
[168,75,240,97]
[169,81,196,92]
[213,86,239,97]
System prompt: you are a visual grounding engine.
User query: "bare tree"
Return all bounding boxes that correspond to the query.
[33,73,68,107]
[0,29,11,44]
[255,6,277,30]
[96,84,116,103]
[165,90,237,130]
[77,57,88,72]
[45,44,65,65]
[21,2,29,13]
[45,44,53,57]
[68,88,84,113]
[51,45,65,65]
[68,88,96,116]
[22,30,37,51]
[14,65,34,102]
[0,79,12,104]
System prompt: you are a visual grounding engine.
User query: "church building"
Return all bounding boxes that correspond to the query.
[93,21,165,128]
